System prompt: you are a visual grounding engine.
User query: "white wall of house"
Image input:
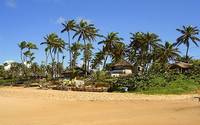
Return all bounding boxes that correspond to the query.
[110,69,132,77]
[3,60,15,71]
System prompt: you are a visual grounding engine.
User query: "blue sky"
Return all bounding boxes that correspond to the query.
[0,0,200,65]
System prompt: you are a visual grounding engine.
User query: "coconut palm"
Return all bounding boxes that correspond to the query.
[128,32,161,72]
[24,42,37,67]
[73,20,100,76]
[155,42,180,67]
[70,42,82,68]
[143,32,161,53]
[61,19,76,68]
[41,33,65,78]
[18,41,27,77]
[91,50,105,69]
[98,32,123,68]
[85,43,94,71]
[18,41,27,65]
[112,42,126,63]
[175,25,200,62]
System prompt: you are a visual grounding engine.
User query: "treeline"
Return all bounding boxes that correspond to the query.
[1,19,200,80]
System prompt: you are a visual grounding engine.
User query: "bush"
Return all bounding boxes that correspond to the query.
[110,73,200,94]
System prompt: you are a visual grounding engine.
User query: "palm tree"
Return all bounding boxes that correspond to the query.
[175,25,200,62]
[61,19,76,68]
[155,42,180,68]
[112,41,126,63]
[85,43,94,71]
[143,32,161,53]
[73,20,100,76]
[98,32,123,69]
[91,50,105,69]
[70,42,82,68]
[18,41,27,65]
[41,33,65,78]
[18,41,27,77]
[128,32,161,72]
[25,42,37,66]
[54,38,66,76]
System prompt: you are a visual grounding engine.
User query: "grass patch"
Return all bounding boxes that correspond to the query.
[138,79,200,94]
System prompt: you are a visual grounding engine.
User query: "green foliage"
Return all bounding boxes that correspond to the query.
[111,73,200,94]
[0,79,18,85]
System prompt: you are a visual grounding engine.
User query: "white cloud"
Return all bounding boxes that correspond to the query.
[56,16,65,24]
[5,0,16,8]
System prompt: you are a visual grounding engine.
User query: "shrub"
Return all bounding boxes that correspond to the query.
[110,73,200,94]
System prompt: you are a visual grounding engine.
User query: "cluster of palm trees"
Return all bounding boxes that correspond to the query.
[15,20,200,79]
[18,41,38,77]
[61,19,101,76]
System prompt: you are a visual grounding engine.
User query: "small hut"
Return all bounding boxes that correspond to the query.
[110,60,133,77]
[169,62,193,73]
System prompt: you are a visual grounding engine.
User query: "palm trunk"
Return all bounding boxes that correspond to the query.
[49,49,54,79]
[57,52,59,78]
[83,39,87,77]
[45,51,48,78]
[20,49,24,77]
[103,55,108,70]
[68,31,72,69]
[186,46,189,63]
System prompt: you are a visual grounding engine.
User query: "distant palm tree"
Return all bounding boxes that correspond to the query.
[85,43,94,71]
[175,25,200,62]
[91,50,105,69]
[18,41,27,65]
[25,42,37,65]
[128,32,161,72]
[70,42,82,68]
[41,33,65,78]
[112,42,125,63]
[73,20,100,76]
[61,20,76,68]
[98,32,123,68]
[156,42,180,67]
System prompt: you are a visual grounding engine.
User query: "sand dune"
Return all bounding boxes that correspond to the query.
[0,87,199,125]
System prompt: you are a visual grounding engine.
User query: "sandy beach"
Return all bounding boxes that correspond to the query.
[0,87,200,125]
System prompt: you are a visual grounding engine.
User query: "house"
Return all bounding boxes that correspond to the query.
[62,66,91,79]
[110,60,133,77]
[3,60,15,71]
[169,62,193,73]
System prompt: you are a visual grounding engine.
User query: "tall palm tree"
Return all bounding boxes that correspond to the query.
[112,42,126,63]
[18,41,27,77]
[85,43,94,71]
[143,32,161,53]
[128,32,161,72]
[70,42,82,68]
[175,25,200,62]
[41,33,65,78]
[73,20,100,76]
[91,50,105,69]
[61,19,76,68]
[18,41,27,65]
[155,42,180,67]
[98,32,123,68]
[25,42,37,66]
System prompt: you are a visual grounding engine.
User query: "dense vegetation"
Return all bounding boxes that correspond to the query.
[0,19,200,94]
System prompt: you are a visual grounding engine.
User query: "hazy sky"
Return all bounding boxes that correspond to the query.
[0,0,200,65]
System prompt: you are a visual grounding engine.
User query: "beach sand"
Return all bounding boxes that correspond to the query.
[0,87,199,125]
